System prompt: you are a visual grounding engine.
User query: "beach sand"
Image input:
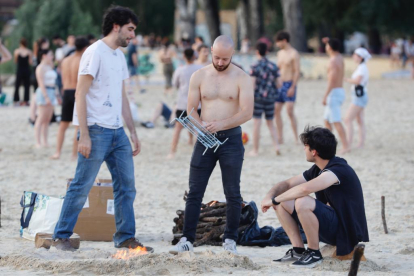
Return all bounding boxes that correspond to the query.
[0,79,413,275]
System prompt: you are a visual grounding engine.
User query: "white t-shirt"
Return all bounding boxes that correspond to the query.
[172,63,203,111]
[73,40,129,129]
[351,63,369,90]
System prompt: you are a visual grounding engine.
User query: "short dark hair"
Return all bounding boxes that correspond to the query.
[184,48,194,61]
[52,34,61,40]
[20,37,27,47]
[39,49,52,60]
[328,38,340,52]
[275,31,290,42]
[87,34,96,41]
[299,126,337,160]
[197,44,208,52]
[196,36,204,42]
[75,36,89,51]
[102,6,139,37]
[256,42,267,56]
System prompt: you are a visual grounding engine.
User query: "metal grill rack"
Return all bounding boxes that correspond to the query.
[171,108,228,155]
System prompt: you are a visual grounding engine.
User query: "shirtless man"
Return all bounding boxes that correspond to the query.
[195,44,210,66]
[51,36,89,160]
[274,31,300,144]
[322,38,349,153]
[170,35,253,255]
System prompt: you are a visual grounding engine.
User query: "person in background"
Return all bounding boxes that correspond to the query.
[167,48,202,159]
[13,38,33,106]
[249,42,281,156]
[195,44,210,66]
[34,49,58,148]
[30,37,50,124]
[158,38,176,95]
[0,38,12,103]
[344,47,371,150]
[51,36,89,160]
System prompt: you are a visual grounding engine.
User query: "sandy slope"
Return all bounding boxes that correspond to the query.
[0,79,413,275]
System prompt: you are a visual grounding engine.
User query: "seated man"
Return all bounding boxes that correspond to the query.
[261,126,369,268]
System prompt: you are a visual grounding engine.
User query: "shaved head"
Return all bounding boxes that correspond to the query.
[211,35,234,72]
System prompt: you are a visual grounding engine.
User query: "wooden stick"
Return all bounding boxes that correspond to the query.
[200,217,225,223]
[199,208,226,219]
[381,196,388,234]
[196,222,213,229]
[176,210,185,216]
[348,244,365,276]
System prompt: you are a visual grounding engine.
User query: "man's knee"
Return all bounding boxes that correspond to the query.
[294,197,315,213]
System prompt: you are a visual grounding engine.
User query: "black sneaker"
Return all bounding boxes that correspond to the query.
[115,238,154,253]
[141,121,154,128]
[272,248,303,263]
[290,249,323,268]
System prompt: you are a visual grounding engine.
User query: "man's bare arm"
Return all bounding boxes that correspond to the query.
[187,71,202,123]
[206,72,254,132]
[275,171,339,203]
[60,58,69,92]
[75,75,93,158]
[121,83,136,136]
[291,51,300,88]
[323,60,337,102]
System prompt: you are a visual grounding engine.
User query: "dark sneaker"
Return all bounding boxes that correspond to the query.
[115,238,154,253]
[141,121,154,128]
[272,248,303,263]
[53,238,77,252]
[290,249,323,268]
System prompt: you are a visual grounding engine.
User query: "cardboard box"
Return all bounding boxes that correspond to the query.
[67,179,116,241]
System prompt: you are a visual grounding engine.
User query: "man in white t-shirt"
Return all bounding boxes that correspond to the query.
[53,6,153,253]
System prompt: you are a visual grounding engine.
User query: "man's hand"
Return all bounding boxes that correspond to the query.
[205,121,225,133]
[322,96,328,106]
[78,134,91,158]
[45,97,52,106]
[261,196,274,213]
[131,133,141,156]
[287,86,295,97]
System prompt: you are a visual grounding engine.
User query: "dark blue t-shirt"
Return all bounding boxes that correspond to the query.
[303,156,369,255]
[127,43,137,67]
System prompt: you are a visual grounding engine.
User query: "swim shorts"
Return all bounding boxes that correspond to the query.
[324,88,345,123]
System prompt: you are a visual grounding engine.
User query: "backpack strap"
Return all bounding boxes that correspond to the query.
[20,192,37,228]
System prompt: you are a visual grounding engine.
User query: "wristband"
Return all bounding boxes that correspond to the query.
[272,197,280,206]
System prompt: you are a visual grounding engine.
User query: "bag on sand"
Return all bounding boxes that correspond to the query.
[20,191,64,241]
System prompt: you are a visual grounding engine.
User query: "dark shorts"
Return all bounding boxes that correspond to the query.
[291,199,338,245]
[128,65,137,76]
[161,103,172,121]
[61,89,76,122]
[176,109,201,119]
[253,99,275,120]
[275,81,296,103]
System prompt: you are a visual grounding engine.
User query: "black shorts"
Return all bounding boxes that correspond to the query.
[176,109,201,119]
[253,99,275,120]
[291,199,338,245]
[61,89,76,122]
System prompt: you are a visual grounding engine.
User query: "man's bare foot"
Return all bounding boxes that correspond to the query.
[276,150,281,156]
[50,153,60,160]
[248,150,259,157]
[166,153,175,159]
[356,144,364,149]
[278,137,284,144]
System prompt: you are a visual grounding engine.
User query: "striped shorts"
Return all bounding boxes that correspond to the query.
[253,99,275,120]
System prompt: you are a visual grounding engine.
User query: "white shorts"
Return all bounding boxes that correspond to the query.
[324,88,345,123]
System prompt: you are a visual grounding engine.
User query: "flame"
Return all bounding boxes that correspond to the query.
[209,201,218,207]
[112,246,148,260]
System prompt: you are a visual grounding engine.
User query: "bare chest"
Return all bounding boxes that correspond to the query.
[200,75,239,102]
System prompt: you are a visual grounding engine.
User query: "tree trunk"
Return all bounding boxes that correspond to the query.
[175,0,197,42]
[368,27,382,54]
[198,0,221,43]
[281,0,307,52]
[248,0,264,43]
[236,0,249,49]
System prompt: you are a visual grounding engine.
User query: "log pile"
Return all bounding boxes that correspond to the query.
[172,191,249,247]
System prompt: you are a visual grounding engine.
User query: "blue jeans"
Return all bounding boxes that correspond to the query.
[53,125,136,246]
[183,127,244,243]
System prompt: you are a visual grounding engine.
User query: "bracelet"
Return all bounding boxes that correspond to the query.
[272,197,280,206]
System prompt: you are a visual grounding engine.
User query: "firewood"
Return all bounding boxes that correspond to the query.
[196,222,213,229]
[176,210,185,216]
[381,196,388,234]
[194,224,226,247]
[199,208,227,219]
[200,202,227,213]
[200,217,225,223]
[196,227,212,234]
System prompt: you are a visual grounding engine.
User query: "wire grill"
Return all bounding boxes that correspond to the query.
[172,109,228,155]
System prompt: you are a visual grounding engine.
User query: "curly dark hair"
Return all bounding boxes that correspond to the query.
[275,31,290,42]
[102,6,139,37]
[299,126,337,160]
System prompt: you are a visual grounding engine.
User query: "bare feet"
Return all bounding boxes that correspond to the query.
[50,153,60,160]
[278,137,284,145]
[248,150,259,157]
[166,153,175,159]
[355,144,364,149]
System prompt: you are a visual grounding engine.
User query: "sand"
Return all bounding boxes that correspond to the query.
[0,78,413,275]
